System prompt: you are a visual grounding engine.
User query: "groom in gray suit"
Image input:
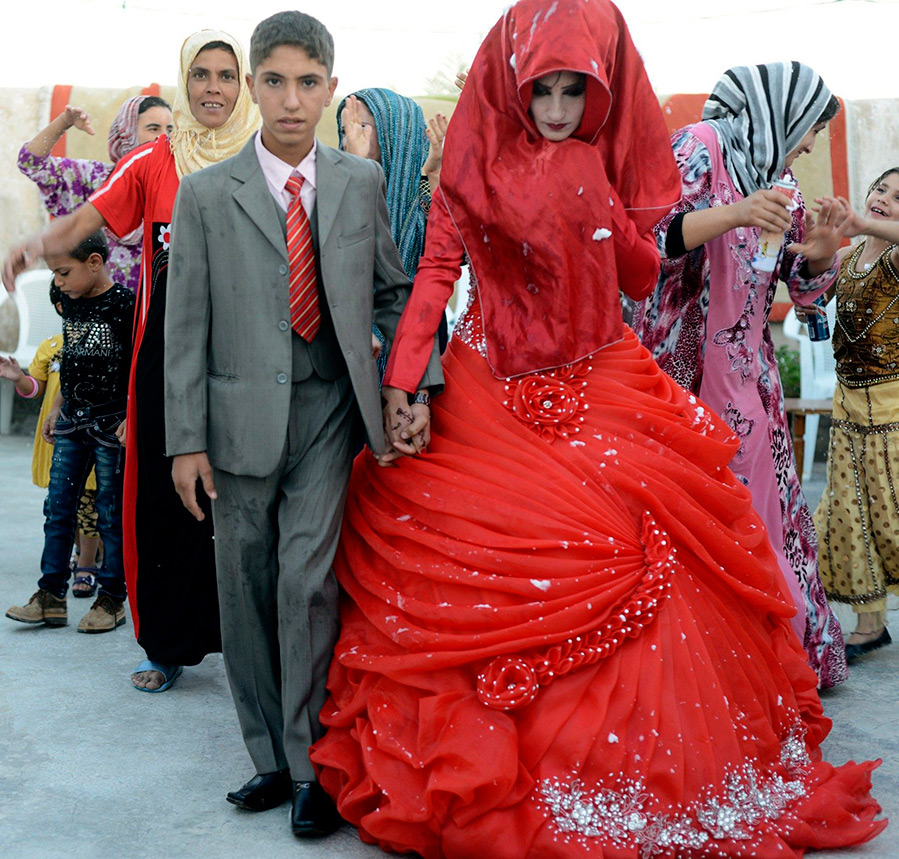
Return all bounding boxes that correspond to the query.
[164,12,441,838]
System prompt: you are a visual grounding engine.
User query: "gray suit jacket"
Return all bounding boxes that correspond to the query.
[164,138,443,476]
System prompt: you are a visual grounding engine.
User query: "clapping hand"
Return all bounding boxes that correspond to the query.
[789,198,852,270]
[815,195,866,239]
[62,105,95,136]
[423,113,448,189]
[341,95,374,160]
[0,355,23,383]
[3,235,44,292]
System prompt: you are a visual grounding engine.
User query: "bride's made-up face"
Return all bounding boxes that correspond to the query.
[187,46,241,130]
[528,71,586,142]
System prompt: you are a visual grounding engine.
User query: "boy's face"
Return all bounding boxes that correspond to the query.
[45,253,104,300]
[247,45,337,166]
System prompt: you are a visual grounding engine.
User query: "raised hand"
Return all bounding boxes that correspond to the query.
[3,235,44,292]
[341,95,374,159]
[0,355,24,382]
[789,198,852,268]
[455,68,469,90]
[423,113,449,190]
[62,104,96,136]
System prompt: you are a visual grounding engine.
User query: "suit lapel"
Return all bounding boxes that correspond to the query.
[231,139,288,262]
[315,143,350,249]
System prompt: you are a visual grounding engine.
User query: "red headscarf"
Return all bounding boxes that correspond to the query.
[439,0,681,378]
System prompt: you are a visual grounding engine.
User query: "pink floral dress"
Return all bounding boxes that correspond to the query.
[634,122,847,688]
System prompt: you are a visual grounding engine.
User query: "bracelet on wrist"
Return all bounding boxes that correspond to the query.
[412,391,430,408]
[17,374,40,399]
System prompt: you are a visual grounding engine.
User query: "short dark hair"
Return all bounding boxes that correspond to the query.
[867,168,899,197]
[49,278,63,313]
[250,11,334,76]
[71,231,110,264]
[138,95,171,115]
[817,94,840,124]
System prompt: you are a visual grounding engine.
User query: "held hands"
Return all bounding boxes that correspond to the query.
[341,95,375,159]
[62,105,95,136]
[377,385,431,467]
[172,452,217,521]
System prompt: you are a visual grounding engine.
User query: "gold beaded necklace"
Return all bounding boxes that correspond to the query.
[836,240,899,343]
[845,239,897,280]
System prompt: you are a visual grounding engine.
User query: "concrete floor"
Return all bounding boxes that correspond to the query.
[0,429,896,858]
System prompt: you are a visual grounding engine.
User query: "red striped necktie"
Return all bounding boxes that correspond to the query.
[285,173,320,341]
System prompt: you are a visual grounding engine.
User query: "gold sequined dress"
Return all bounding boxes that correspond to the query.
[815,242,899,611]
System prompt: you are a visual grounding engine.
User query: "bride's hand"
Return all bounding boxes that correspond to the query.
[378,386,430,466]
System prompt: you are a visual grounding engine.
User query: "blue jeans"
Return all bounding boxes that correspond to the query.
[38,404,126,602]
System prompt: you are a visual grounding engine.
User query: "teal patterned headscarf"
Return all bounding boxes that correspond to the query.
[337,88,429,279]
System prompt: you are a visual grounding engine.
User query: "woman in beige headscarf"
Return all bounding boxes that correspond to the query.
[3,30,259,693]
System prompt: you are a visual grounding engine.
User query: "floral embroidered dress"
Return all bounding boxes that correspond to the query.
[634,122,847,689]
[18,148,142,293]
[310,3,883,856]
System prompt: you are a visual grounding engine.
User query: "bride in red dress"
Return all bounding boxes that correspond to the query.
[310,1,886,855]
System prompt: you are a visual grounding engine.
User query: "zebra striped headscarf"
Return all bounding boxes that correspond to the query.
[337,89,429,279]
[701,62,832,196]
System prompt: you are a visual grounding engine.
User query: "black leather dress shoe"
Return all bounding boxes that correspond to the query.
[226,770,292,811]
[845,627,892,663]
[291,780,342,838]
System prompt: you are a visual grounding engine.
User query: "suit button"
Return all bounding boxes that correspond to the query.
[279,320,289,331]
[276,373,288,384]
[279,264,288,276]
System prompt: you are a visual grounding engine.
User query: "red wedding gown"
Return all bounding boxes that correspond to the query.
[310,293,885,858]
[312,1,884,853]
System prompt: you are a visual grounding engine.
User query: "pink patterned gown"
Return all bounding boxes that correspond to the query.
[634,122,847,688]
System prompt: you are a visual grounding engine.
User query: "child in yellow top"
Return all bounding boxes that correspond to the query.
[0,280,100,596]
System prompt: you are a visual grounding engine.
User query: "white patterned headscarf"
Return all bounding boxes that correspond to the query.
[169,29,259,178]
[702,62,833,196]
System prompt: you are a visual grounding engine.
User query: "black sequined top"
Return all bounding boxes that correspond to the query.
[60,283,135,409]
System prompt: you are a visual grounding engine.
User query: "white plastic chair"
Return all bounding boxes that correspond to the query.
[782,301,838,480]
[0,268,57,435]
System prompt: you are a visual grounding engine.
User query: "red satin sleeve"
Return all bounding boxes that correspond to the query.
[610,187,663,302]
[383,193,462,394]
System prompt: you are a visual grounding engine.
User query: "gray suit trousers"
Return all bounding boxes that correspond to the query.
[211,373,357,779]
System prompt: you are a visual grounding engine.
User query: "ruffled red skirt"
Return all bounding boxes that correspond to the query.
[310,327,885,858]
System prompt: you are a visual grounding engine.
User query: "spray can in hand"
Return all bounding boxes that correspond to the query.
[751,176,800,272]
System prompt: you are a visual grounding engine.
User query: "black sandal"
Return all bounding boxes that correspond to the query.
[72,567,99,599]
